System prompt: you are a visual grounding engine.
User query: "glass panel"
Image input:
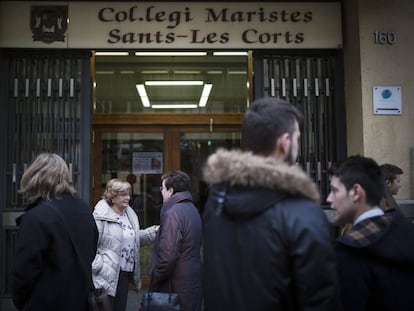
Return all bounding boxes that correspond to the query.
[101,132,164,228]
[94,52,249,113]
[101,132,164,276]
[180,132,241,212]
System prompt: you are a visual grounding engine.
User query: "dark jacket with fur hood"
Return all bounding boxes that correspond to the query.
[202,149,339,311]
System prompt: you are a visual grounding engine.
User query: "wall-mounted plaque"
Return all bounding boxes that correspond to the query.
[373,86,402,115]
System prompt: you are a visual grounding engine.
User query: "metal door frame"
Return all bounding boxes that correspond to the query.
[253,49,347,204]
[0,49,92,303]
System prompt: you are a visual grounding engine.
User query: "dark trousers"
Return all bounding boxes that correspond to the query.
[110,271,131,311]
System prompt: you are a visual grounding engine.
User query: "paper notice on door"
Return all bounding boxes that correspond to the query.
[132,152,163,174]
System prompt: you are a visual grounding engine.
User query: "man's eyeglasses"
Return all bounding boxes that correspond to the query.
[160,187,166,191]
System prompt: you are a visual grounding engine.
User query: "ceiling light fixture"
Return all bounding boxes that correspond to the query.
[145,81,203,86]
[173,70,201,74]
[199,84,212,107]
[95,71,115,75]
[136,82,212,109]
[95,51,129,56]
[213,51,248,56]
[141,70,169,74]
[120,70,135,74]
[135,84,150,107]
[135,52,207,56]
[228,70,247,75]
[152,104,198,109]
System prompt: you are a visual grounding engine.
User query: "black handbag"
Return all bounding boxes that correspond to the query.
[140,274,180,311]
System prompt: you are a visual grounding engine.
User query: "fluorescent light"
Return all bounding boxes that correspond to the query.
[135,52,207,56]
[228,70,247,75]
[141,70,169,74]
[96,52,129,56]
[152,104,198,109]
[145,81,203,86]
[207,70,223,74]
[173,70,201,74]
[120,70,135,74]
[96,71,115,75]
[135,82,212,109]
[213,51,248,56]
[136,84,150,107]
[201,84,213,97]
[199,84,212,107]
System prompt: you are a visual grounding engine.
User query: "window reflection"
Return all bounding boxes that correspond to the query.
[180,132,241,213]
[101,132,163,228]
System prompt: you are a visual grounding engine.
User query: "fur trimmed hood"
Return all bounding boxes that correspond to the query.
[203,149,320,203]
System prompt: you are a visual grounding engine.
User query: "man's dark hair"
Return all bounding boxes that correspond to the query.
[241,97,303,156]
[380,163,403,182]
[161,170,191,194]
[329,155,384,206]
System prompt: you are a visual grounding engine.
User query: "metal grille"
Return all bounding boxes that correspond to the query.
[261,53,343,201]
[1,52,86,296]
[5,54,82,210]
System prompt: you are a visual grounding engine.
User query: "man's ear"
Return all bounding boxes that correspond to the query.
[276,133,290,156]
[351,184,364,202]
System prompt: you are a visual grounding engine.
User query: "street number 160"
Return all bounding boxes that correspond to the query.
[374,31,396,45]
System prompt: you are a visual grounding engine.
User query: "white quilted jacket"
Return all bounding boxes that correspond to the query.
[91,199,157,296]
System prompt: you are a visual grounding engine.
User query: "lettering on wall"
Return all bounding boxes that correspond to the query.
[0,2,342,49]
[98,6,312,46]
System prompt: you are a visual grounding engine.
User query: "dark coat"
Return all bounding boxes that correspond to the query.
[202,149,340,311]
[12,194,98,311]
[336,210,414,311]
[151,191,202,311]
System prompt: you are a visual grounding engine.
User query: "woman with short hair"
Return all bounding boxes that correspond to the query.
[92,178,158,311]
[12,153,98,311]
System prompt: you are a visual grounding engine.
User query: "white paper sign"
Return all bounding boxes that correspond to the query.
[132,152,163,174]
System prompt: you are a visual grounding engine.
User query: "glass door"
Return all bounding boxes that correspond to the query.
[92,126,241,223]
[179,129,241,213]
[92,125,240,280]
[97,131,165,227]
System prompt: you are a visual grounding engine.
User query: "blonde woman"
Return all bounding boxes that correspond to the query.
[12,153,98,311]
[92,178,158,311]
